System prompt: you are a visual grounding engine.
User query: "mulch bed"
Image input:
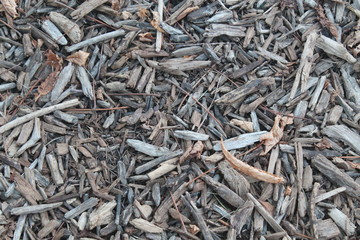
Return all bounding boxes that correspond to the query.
[0,0,360,239]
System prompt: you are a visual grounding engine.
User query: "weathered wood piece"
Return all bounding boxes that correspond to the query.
[130,218,163,233]
[322,125,360,154]
[312,154,360,198]
[0,99,80,134]
[64,197,99,219]
[11,203,63,215]
[215,78,275,104]
[213,131,267,151]
[70,0,108,20]
[328,208,356,236]
[126,139,170,157]
[316,35,356,63]
[182,192,214,240]
[49,12,83,43]
[65,29,126,52]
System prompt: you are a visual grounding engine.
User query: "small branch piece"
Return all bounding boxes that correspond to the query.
[0,99,80,134]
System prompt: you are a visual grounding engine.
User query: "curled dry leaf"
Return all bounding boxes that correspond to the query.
[230,119,253,132]
[138,8,150,19]
[0,0,18,18]
[138,32,155,42]
[189,224,200,235]
[120,11,132,20]
[260,115,293,155]
[220,138,284,184]
[66,50,90,67]
[151,11,165,33]
[179,141,204,164]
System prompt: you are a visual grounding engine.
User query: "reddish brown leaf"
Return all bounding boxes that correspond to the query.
[138,8,150,19]
[66,50,90,67]
[45,50,63,71]
[36,71,59,101]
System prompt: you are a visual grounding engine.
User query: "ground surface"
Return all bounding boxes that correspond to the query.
[0,0,360,239]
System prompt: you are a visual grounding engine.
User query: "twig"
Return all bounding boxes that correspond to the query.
[64,106,128,112]
[169,190,187,232]
[186,166,217,186]
[0,99,80,134]
[65,29,126,52]
[155,0,164,52]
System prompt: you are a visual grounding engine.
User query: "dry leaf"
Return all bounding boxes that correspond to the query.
[189,224,200,235]
[36,71,60,102]
[111,0,120,11]
[260,115,293,155]
[230,119,253,132]
[150,11,165,33]
[315,138,331,150]
[176,6,199,21]
[45,50,63,71]
[220,138,284,183]
[138,8,150,19]
[96,88,104,100]
[0,0,18,18]
[139,32,155,40]
[66,50,90,67]
[179,141,204,164]
[190,141,204,159]
[120,11,132,20]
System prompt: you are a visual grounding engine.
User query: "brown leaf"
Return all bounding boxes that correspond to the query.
[45,50,63,71]
[230,119,253,132]
[190,141,204,159]
[260,115,293,155]
[138,8,150,19]
[179,141,204,164]
[36,71,60,101]
[150,11,165,33]
[111,0,120,11]
[66,50,90,67]
[189,224,200,235]
[220,138,284,183]
[120,11,132,20]
[315,138,331,150]
[0,0,18,18]
[139,32,155,40]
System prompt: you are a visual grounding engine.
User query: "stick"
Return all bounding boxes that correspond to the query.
[0,99,80,134]
[155,0,164,52]
[65,29,126,52]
